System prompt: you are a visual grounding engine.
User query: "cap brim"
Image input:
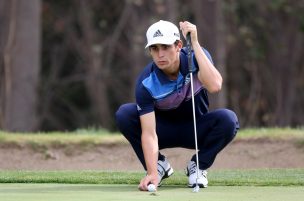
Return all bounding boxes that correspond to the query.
[145,37,177,49]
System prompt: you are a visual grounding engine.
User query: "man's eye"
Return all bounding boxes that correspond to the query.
[150,46,157,51]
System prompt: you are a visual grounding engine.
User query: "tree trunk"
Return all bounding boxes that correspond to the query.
[75,0,112,128]
[0,0,40,132]
[192,0,227,109]
[268,15,302,126]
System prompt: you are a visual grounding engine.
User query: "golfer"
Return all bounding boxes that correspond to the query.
[116,20,239,191]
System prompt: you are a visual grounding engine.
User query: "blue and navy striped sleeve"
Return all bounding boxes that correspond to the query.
[135,82,155,116]
[135,64,156,116]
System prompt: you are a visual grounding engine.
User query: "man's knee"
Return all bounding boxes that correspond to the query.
[216,109,239,139]
[115,103,138,134]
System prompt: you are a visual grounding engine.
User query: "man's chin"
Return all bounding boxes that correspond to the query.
[157,63,169,68]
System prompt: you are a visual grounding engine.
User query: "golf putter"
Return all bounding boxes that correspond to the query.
[186,33,200,193]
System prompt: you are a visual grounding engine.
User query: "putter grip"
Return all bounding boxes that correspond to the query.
[186,33,193,73]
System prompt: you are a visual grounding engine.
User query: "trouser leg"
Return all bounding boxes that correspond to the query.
[115,103,165,170]
[116,104,239,171]
[191,109,239,170]
[154,108,239,170]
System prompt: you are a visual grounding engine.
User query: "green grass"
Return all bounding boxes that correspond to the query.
[0,184,303,201]
[0,128,303,148]
[1,169,302,201]
[237,127,304,139]
[0,128,303,200]
[0,129,126,148]
[0,169,303,186]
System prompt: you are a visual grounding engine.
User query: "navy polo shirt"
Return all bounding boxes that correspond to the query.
[135,47,213,122]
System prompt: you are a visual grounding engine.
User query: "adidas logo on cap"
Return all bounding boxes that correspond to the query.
[153,30,163,38]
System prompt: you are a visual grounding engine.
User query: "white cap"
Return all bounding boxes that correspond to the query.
[145,20,180,48]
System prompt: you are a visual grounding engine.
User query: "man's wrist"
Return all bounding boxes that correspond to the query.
[147,170,158,177]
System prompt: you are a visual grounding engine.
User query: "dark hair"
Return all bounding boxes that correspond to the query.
[174,40,180,46]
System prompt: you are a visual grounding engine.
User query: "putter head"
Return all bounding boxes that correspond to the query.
[193,185,200,193]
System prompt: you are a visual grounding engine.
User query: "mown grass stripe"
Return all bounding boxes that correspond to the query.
[0,169,303,186]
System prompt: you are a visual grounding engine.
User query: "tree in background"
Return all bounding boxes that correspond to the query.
[40,0,137,130]
[39,0,182,130]
[0,0,40,132]
[192,0,227,109]
[1,0,303,131]
[225,0,304,127]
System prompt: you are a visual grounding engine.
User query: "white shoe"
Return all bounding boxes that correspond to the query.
[157,157,174,186]
[185,160,208,188]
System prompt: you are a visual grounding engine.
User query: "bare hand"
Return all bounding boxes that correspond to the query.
[138,174,158,191]
[179,21,198,43]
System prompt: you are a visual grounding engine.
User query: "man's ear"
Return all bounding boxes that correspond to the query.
[178,40,183,48]
[177,40,183,51]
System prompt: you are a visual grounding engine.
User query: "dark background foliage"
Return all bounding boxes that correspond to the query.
[1,0,303,132]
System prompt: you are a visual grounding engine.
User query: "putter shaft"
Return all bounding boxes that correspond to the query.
[187,33,200,191]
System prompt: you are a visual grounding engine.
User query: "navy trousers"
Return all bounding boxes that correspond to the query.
[115,103,239,170]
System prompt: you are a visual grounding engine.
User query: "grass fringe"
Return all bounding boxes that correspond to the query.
[0,169,303,186]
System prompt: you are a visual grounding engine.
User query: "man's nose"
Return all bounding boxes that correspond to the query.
[158,49,165,57]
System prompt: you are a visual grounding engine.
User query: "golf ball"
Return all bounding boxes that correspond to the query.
[147,184,156,192]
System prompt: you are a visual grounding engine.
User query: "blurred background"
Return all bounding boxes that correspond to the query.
[0,0,303,132]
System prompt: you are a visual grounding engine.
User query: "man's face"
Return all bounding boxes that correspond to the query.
[149,42,182,71]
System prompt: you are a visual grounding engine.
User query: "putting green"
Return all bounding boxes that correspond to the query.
[0,184,303,201]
